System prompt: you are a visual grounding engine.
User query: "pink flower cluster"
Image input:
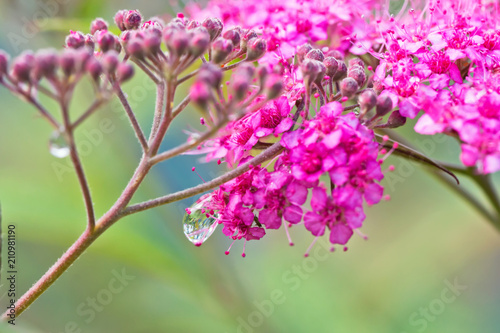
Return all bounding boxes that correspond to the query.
[371,1,500,173]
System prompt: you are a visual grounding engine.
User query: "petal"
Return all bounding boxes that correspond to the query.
[283,204,303,224]
[259,209,282,229]
[286,182,308,204]
[304,212,326,236]
[311,187,327,211]
[329,224,353,245]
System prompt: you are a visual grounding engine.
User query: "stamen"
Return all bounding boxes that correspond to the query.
[304,236,319,257]
[225,239,236,255]
[242,239,247,257]
[283,222,294,246]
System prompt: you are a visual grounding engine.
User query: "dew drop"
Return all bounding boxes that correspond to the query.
[183,197,219,246]
[49,130,70,158]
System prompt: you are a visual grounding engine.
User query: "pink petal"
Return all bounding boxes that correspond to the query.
[284,204,303,224]
[329,224,353,245]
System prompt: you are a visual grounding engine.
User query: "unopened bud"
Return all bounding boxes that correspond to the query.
[197,63,223,88]
[0,50,9,77]
[340,77,359,98]
[240,30,258,51]
[59,50,76,76]
[124,10,142,30]
[305,49,325,62]
[300,59,322,83]
[257,65,270,86]
[323,57,338,78]
[202,18,223,41]
[246,38,267,62]
[331,60,347,81]
[212,38,233,64]
[190,81,212,109]
[223,28,241,47]
[84,34,95,51]
[86,57,103,81]
[65,31,85,49]
[325,49,343,59]
[386,110,406,128]
[96,31,116,53]
[348,65,366,87]
[126,39,145,59]
[101,50,119,73]
[297,43,313,63]
[186,20,200,30]
[11,51,34,83]
[90,18,108,35]
[33,49,58,80]
[348,57,365,69]
[188,27,210,57]
[143,31,161,54]
[167,29,189,57]
[114,10,127,31]
[231,74,250,102]
[117,62,134,82]
[375,94,393,117]
[264,74,283,100]
[358,89,377,112]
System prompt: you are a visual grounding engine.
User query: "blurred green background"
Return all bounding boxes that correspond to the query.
[0,1,499,332]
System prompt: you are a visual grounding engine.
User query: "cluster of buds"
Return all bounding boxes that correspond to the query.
[296,43,405,129]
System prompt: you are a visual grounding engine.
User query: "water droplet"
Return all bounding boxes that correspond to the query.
[49,130,70,158]
[183,198,219,246]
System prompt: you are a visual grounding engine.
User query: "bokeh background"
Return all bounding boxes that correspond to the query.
[0,1,499,332]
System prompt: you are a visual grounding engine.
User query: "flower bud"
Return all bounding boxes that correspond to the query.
[114,36,123,54]
[375,94,393,117]
[0,50,10,78]
[223,27,241,47]
[246,38,267,62]
[331,60,347,81]
[190,81,212,109]
[142,18,164,33]
[166,29,189,57]
[117,62,134,82]
[323,57,338,78]
[84,34,95,51]
[33,49,58,80]
[65,31,85,49]
[96,31,116,53]
[212,38,233,64]
[305,49,325,62]
[124,10,142,30]
[340,77,359,98]
[300,59,322,83]
[348,57,365,69]
[202,18,223,41]
[257,65,269,86]
[296,43,313,64]
[386,110,406,128]
[314,61,326,84]
[236,63,255,78]
[240,30,258,51]
[90,18,108,35]
[86,57,103,81]
[230,74,250,102]
[264,74,283,100]
[114,10,127,31]
[101,50,120,73]
[358,89,377,112]
[197,63,223,88]
[188,27,211,58]
[325,49,343,59]
[186,20,200,30]
[59,50,76,77]
[348,65,366,87]
[73,48,92,72]
[143,31,162,54]
[126,38,145,59]
[11,51,34,83]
